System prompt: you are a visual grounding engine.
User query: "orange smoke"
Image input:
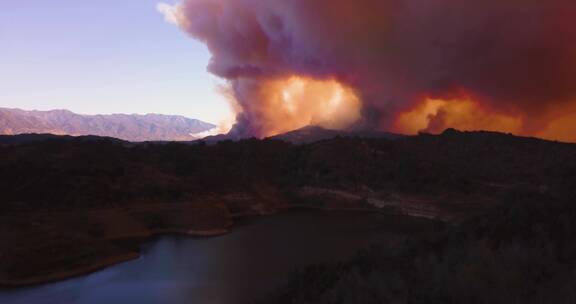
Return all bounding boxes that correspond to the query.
[234,76,362,137]
[395,97,523,135]
[171,0,576,141]
[535,104,576,143]
[394,97,576,143]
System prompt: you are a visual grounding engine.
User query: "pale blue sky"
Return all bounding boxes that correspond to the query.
[0,0,229,124]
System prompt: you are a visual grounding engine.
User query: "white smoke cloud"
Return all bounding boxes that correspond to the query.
[156,2,180,25]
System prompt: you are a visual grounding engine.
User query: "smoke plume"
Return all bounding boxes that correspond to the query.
[164,0,576,141]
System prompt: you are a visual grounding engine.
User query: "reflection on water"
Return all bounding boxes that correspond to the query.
[0,210,403,304]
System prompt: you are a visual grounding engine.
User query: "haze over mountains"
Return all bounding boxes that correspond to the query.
[0,107,216,142]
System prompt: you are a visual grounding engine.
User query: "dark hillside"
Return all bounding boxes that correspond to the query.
[259,191,576,304]
[1,129,575,287]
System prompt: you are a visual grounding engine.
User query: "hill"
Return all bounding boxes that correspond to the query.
[1,129,575,289]
[0,107,215,142]
[269,126,403,144]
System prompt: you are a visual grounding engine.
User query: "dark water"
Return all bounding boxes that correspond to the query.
[0,210,410,304]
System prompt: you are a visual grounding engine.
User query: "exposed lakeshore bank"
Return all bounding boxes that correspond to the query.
[0,195,445,288]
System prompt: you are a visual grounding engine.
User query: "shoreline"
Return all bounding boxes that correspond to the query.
[0,252,140,288]
[0,228,232,289]
[0,206,441,289]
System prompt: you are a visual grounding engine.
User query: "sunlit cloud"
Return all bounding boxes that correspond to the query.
[156,2,180,25]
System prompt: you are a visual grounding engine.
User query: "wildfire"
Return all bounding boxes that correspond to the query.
[395,97,522,135]
[394,97,576,143]
[535,104,576,143]
[236,76,362,137]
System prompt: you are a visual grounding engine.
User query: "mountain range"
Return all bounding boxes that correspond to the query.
[0,107,216,142]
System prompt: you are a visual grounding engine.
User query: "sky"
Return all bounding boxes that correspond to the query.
[0,0,230,124]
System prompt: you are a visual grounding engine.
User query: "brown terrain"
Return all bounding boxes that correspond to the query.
[0,107,215,142]
[1,128,575,287]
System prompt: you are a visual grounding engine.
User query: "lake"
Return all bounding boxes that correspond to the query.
[0,210,430,304]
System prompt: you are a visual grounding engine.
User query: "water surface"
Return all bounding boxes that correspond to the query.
[0,210,419,304]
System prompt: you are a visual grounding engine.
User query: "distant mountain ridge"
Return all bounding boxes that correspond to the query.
[0,107,216,142]
[199,126,404,145]
[269,125,403,144]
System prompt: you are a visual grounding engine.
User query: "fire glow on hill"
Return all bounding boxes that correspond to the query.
[161,0,576,141]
